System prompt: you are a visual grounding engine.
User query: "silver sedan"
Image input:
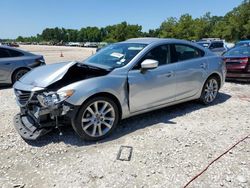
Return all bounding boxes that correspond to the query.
[0,45,45,84]
[13,38,226,141]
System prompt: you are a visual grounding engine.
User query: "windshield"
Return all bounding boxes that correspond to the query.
[224,46,250,56]
[83,43,147,68]
[197,42,210,48]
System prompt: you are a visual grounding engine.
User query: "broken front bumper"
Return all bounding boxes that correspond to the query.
[14,113,53,140]
[13,103,80,140]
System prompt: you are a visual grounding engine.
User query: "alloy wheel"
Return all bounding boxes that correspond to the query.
[81,100,115,137]
[204,78,218,103]
[15,69,29,81]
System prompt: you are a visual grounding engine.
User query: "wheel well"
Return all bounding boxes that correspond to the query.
[11,67,30,83]
[207,73,221,89]
[84,92,122,120]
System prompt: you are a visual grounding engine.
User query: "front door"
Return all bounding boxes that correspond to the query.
[128,44,176,113]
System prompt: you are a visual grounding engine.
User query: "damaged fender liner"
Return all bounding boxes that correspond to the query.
[14,114,53,140]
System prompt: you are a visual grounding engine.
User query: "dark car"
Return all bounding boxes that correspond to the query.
[223,46,250,81]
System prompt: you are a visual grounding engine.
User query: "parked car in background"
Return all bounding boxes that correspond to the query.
[66,42,81,47]
[1,42,19,47]
[197,39,228,55]
[13,38,226,141]
[235,40,250,47]
[84,42,98,48]
[0,45,45,84]
[223,46,250,81]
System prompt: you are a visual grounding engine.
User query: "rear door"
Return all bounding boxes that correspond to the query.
[0,48,24,82]
[128,44,176,113]
[171,44,207,100]
[0,48,12,81]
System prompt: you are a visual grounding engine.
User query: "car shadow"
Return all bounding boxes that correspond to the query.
[25,92,231,147]
[0,84,13,90]
[226,79,250,85]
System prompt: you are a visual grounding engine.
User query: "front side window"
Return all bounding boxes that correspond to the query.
[173,44,204,62]
[84,43,147,69]
[0,48,10,58]
[133,45,171,69]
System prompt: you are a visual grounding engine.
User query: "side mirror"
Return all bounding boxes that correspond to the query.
[141,59,158,72]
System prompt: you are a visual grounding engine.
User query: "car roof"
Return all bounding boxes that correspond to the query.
[121,37,212,54]
[123,37,194,45]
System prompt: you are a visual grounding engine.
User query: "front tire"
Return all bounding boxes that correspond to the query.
[200,77,219,105]
[72,97,119,141]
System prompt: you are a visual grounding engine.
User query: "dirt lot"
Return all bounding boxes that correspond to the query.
[0,45,249,188]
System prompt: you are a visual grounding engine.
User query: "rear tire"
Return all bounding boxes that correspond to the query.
[72,96,119,141]
[199,76,219,105]
[12,68,29,84]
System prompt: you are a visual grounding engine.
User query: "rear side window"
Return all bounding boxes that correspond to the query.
[8,49,24,57]
[172,44,204,62]
[0,48,10,58]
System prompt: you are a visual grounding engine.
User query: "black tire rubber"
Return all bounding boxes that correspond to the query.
[12,68,29,84]
[72,96,119,141]
[199,76,219,105]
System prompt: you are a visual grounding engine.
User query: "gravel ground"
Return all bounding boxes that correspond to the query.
[0,46,249,188]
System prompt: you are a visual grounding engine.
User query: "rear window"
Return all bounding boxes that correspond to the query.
[224,46,250,56]
[174,44,205,61]
[8,49,24,57]
[0,48,10,58]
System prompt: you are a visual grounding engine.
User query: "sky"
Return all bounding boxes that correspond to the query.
[0,0,243,39]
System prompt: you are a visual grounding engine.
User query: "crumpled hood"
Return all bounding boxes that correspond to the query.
[19,61,77,88]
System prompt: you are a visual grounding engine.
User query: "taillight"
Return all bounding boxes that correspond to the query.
[238,57,248,64]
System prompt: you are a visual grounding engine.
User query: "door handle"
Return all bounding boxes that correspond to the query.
[200,63,207,69]
[163,71,174,78]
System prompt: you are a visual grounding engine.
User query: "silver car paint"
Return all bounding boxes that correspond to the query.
[14,38,226,119]
[0,46,44,84]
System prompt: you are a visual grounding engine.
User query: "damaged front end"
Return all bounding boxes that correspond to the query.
[14,88,78,140]
[13,61,110,140]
